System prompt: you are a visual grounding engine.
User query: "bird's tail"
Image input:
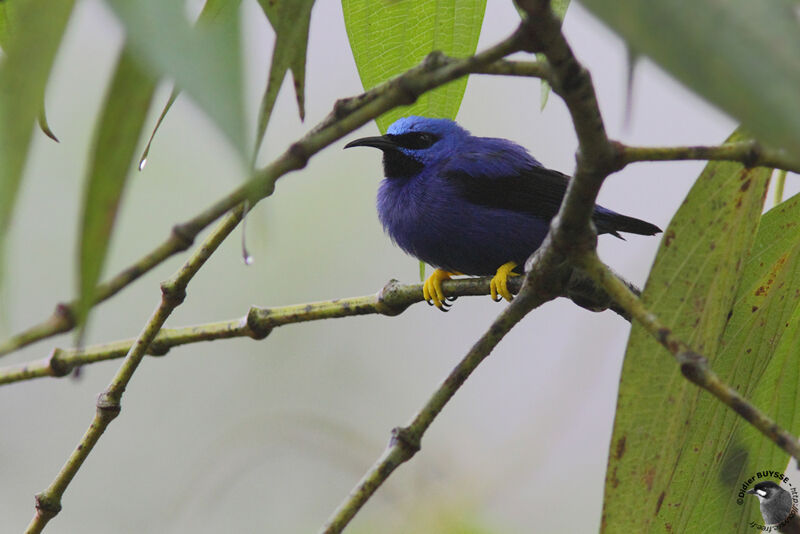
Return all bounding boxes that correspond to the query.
[594,210,662,238]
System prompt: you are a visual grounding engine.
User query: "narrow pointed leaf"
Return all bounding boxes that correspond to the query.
[342,0,487,134]
[253,0,315,159]
[104,0,246,159]
[0,0,75,284]
[579,0,800,153]
[38,108,59,142]
[138,88,178,171]
[77,47,157,336]
[602,130,771,533]
[137,0,242,169]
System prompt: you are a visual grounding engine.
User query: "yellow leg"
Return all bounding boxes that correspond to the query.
[423,269,455,310]
[490,262,519,303]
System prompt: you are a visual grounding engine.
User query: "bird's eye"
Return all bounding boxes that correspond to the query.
[390,132,439,150]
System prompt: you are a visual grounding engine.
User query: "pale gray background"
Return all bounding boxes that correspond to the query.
[2,1,791,532]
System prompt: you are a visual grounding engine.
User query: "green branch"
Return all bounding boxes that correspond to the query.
[0,277,520,386]
[319,265,557,534]
[25,207,246,534]
[0,266,635,387]
[620,141,800,175]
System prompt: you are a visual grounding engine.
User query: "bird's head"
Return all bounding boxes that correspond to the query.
[344,116,469,179]
[747,481,785,501]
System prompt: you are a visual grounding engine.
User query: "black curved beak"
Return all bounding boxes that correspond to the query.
[344,135,397,151]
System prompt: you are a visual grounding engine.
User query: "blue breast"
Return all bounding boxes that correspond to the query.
[377,173,551,276]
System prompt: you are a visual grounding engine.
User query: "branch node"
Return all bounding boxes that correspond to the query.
[53,302,76,329]
[744,141,762,168]
[390,426,421,455]
[170,223,196,250]
[95,392,121,420]
[288,142,309,169]
[34,492,62,517]
[376,279,413,316]
[246,308,273,340]
[160,283,186,307]
[47,348,74,377]
[609,140,628,172]
[395,77,419,106]
[422,50,447,70]
[678,351,709,386]
[146,340,170,356]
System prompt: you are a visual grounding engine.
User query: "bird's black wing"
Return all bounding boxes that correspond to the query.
[444,162,662,237]
[444,163,571,222]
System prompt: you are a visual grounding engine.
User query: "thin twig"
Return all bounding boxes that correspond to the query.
[577,251,800,461]
[25,208,246,534]
[0,265,637,387]
[0,277,521,386]
[319,254,563,534]
[620,141,800,175]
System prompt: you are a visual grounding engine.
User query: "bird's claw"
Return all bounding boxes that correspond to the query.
[422,269,454,311]
[490,261,519,303]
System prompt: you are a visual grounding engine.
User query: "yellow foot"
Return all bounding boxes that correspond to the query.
[490,262,519,303]
[423,269,455,311]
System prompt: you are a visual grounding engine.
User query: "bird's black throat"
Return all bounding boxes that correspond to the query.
[382,149,424,179]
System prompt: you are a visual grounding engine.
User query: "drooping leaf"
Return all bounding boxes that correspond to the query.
[37,109,59,142]
[579,0,800,154]
[0,0,75,284]
[602,130,771,533]
[342,0,487,134]
[253,0,315,161]
[1,1,62,143]
[104,0,246,160]
[77,47,157,337]
[138,88,178,171]
[137,0,242,170]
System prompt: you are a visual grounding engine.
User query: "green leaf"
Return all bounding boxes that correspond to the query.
[77,47,157,336]
[602,130,771,533]
[37,108,59,142]
[137,0,242,170]
[578,0,800,153]
[1,2,62,143]
[0,1,16,50]
[673,193,800,532]
[536,0,569,109]
[0,0,75,282]
[342,0,487,134]
[253,0,315,161]
[104,0,246,160]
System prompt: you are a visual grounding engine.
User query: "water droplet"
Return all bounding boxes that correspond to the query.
[138,158,147,171]
[243,254,254,266]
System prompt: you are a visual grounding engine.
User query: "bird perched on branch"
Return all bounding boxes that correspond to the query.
[345,116,661,310]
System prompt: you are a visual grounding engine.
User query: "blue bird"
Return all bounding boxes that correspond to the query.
[345,116,661,310]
